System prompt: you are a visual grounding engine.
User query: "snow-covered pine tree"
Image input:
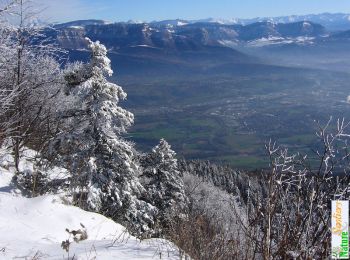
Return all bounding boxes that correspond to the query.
[141,139,187,225]
[50,38,156,235]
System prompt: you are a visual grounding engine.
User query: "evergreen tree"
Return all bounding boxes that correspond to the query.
[141,139,187,223]
[50,38,156,235]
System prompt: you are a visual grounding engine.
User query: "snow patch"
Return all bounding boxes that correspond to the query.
[247,36,314,47]
[68,26,84,30]
[218,40,239,47]
[130,45,158,49]
[0,150,180,259]
[177,21,188,26]
[302,21,312,28]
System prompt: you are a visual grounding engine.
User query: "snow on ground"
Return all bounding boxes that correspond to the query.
[0,147,180,259]
[247,36,315,47]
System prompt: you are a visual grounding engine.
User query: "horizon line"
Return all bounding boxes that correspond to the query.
[50,11,350,24]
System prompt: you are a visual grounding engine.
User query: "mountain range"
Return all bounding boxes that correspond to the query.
[51,15,349,53]
[46,13,350,77]
[116,13,350,31]
[190,13,350,31]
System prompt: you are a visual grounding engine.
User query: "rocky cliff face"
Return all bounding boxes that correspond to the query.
[51,20,328,51]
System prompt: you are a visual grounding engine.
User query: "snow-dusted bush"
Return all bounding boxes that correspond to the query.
[166,171,252,260]
[14,169,50,196]
[13,166,71,197]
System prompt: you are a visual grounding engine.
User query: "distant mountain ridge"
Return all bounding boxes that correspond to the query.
[51,20,330,51]
[191,13,350,31]
[48,13,350,54]
[51,13,350,32]
[131,13,350,31]
[47,16,350,76]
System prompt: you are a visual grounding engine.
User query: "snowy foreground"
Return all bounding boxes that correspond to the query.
[0,149,180,259]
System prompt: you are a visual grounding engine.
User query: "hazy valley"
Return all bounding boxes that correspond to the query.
[45,15,350,169]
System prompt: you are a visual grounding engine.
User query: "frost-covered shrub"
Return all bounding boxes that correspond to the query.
[13,169,70,197]
[13,170,50,196]
[167,172,252,260]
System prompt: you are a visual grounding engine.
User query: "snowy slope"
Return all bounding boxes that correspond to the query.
[0,148,180,260]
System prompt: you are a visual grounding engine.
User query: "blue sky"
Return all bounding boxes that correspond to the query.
[35,0,350,23]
